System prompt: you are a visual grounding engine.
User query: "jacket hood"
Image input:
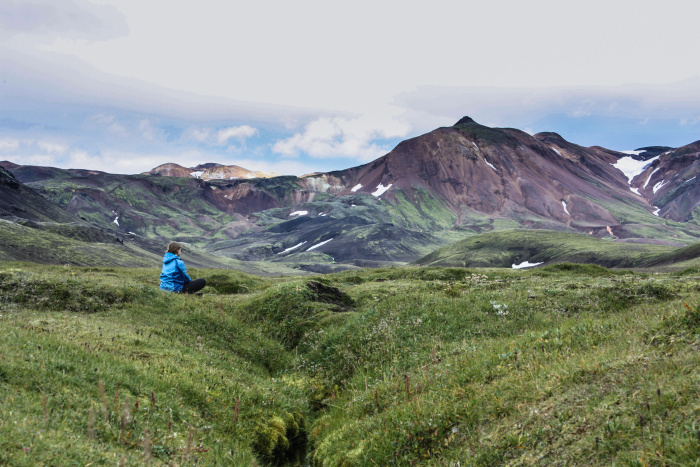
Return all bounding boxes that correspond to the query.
[163,252,180,264]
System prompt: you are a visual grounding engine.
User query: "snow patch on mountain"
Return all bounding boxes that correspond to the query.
[307,238,333,251]
[351,183,362,192]
[372,183,392,197]
[562,201,570,216]
[653,180,668,194]
[512,261,543,269]
[613,155,660,192]
[289,210,308,217]
[278,241,307,254]
[484,159,497,172]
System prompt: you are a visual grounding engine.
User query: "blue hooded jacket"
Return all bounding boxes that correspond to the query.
[159,252,191,292]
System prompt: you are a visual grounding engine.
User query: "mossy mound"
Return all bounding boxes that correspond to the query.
[243,280,354,348]
[252,411,307,465]
[646,301,700,347]
[204,271,265,294]
[0,269,154,312]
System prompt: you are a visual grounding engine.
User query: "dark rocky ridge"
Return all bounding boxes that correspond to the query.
[0,166,79,223]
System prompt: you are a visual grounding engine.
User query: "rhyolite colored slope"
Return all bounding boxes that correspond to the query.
[143,162,279,180]
[312,117,657,230]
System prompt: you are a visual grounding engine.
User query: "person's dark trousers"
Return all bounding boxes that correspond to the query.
[181,278,206,294]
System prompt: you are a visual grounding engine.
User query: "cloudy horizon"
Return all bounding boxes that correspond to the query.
[2,0,700,175]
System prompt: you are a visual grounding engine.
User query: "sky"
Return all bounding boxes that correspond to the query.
[2,0,700,176]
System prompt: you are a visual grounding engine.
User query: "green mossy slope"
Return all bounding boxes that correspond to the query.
[414,229,690,269]
[1,264,698,465]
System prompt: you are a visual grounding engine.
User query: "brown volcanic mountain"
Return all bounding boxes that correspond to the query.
[310,117,652,232]
[144,163,279,180]
[143,162,194,178]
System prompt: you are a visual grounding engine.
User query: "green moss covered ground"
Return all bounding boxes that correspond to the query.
[414,229,700,269]
[1,263,699,465]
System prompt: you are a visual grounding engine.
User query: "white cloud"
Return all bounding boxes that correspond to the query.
[37,141,67,154]
[138,119,156,140]
[109,123,127,136]
[87,113,128,136]
[183,127,212,143]
[184,125,258,145]
[273,112,409,161]
[66,150,104,169]
[0,139,66,156]
[680,116,700,126]
[0,139,20,152]
[217,125,258,144]
[393,78,700,137]
[0,0,128,41]
[20,154,57,166]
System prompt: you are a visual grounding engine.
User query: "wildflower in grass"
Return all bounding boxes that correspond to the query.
[490,300,509,316]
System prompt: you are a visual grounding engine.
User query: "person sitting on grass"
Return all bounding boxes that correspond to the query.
[159,241,206,294]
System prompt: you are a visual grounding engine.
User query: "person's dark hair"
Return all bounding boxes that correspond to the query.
[167,242,182,254]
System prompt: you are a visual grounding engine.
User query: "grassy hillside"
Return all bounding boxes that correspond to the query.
[0,220,311,275]
[414,229,700,269]
[1,263,699,465]
[26,174,241,246]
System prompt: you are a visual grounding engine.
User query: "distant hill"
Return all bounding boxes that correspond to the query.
[0,166,79,223]
[0,166,301,273]
[142,162,279,180]
[3,117,700,269]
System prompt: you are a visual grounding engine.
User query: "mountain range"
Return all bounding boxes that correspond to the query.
[2,117,700,271]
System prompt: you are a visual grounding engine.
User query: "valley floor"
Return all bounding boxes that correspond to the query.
[0,262,698,465]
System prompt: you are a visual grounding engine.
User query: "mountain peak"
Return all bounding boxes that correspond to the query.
[534,132,565,142]
[454,116,477,127]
